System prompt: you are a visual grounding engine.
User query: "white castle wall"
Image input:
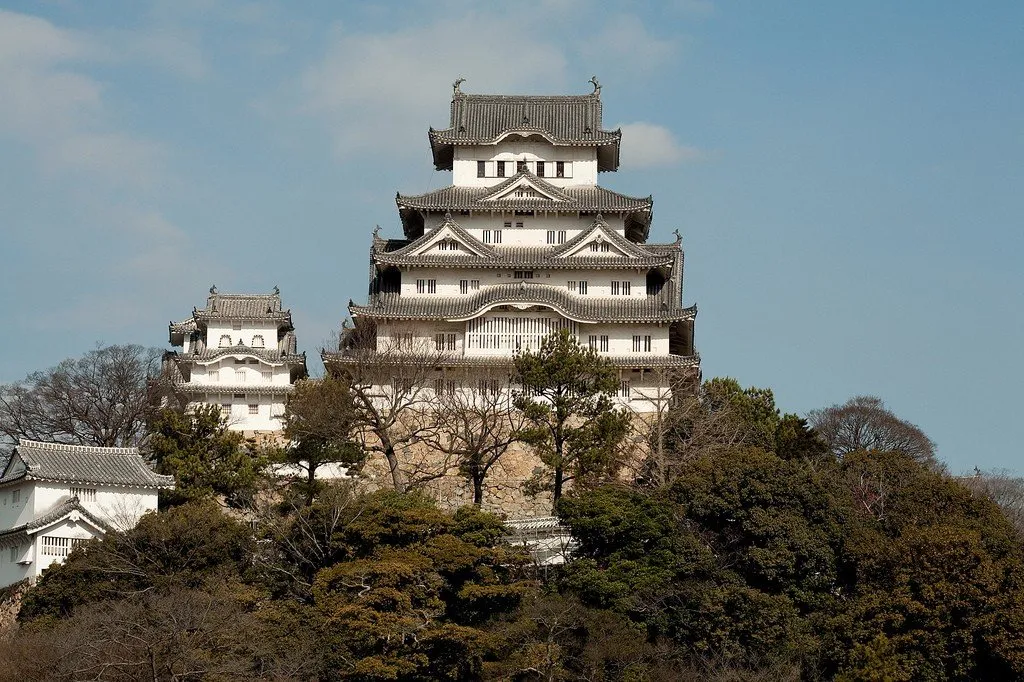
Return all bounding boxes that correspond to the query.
[452,142,598,187]
[398,267,654,299]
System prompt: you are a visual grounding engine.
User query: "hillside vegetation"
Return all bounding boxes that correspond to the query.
[0,344,1022,680]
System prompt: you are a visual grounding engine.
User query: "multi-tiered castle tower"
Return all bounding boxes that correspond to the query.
[166,288,307,433]
[325,81,699,410]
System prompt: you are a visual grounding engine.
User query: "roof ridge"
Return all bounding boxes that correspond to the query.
[17,440,139,456]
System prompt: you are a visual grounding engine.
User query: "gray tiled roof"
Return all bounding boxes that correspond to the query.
[195,293,290,321]
[429,91,621,171]
[180,347,307,366]
[351,282,696,324]
[397,172,651,214]
[173,383,295,396]
[0,496,111,545]
[374,213,675,270]
[169,290,296,346]
[0,440,175,489]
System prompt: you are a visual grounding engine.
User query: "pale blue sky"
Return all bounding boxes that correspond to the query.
[1,1,1021,472]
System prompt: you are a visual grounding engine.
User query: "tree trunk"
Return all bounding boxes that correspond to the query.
[473,471,484,506]
[383,443,406,492]
[305,462,317,506]
[553,467,564,504]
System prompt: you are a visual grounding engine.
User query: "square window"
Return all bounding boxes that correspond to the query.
[248,404,259,415]
[516,160,527,173]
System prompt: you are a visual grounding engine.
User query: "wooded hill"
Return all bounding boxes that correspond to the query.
[0,341,1022,680]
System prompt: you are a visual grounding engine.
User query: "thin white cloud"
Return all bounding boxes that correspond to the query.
[0,10,163,186]
[618,122,704,167]
[578,15,679,71]
[301,15,569,157]
[297,5,686,160]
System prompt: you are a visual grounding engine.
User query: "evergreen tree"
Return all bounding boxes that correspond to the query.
[512,330,631,504]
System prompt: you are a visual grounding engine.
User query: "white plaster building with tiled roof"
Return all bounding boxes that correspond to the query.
[0,440,174,587]
[324,81,700,410]
[166,288,308,433]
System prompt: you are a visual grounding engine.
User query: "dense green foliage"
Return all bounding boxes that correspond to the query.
[2,366,1023,680]
[149,404,267,506]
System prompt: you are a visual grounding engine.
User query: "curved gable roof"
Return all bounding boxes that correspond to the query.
[2,440,175,489]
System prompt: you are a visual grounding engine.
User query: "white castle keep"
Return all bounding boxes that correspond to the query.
[323,81,700,408]
[166,288,308,433]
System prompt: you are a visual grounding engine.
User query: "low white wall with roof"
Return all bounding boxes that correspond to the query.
[31,482,157,531]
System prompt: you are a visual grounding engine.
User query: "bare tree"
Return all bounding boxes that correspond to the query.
[0,344,164,449]
[634,371,763,488]
[278,376,363,504]
[324,337,446,493]
[424,369,528,506]
[963,469,1024,535]
[808,395,937,467]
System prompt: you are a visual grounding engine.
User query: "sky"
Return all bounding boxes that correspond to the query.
[0,1,1021,473]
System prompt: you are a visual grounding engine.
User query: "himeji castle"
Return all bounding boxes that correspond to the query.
[324,80,700,409]
[166,288,308,433]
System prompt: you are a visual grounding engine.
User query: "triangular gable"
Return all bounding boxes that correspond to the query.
[479,172,573,204]
[31,508,108,539]
[390,214,498,259]
[0,452,28,486]
[555,215,655,260]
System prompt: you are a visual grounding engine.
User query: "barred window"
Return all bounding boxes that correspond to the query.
[600,335,609,352]
[435,333,456,351]
[547,230,555,244]
[558,230,566,244]
[477,160,486,177]
[556,161,565,178]
[619,380,631,398]
[644,335,652,352]
[632,335,641,352]
[70,487,96,502]
[460,279,469,294]
[517,160,528,173]
[471,279,480,291]
[496,160,506,177]
[248,404,259,415]
[514,271,534,279]
[588,335,598,350]
[536,161,546,176]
